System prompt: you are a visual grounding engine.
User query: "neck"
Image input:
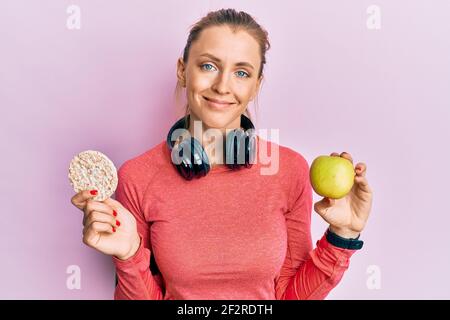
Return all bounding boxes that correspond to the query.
[187,113,242,168]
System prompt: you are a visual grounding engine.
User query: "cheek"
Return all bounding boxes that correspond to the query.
[188,70,212,91]
[234,86,255,102]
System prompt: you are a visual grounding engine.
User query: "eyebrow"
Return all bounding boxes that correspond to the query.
[198,53,255,70]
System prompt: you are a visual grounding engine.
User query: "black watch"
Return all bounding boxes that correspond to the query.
[326,228,364,250]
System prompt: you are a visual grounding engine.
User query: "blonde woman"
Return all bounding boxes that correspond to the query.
[71,8,373,300]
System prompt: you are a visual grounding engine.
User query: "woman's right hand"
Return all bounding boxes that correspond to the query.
[70,190,141,261]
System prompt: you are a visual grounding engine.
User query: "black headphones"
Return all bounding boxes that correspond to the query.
[166,114,257,180]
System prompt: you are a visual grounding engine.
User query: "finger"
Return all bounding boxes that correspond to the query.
[314,197,336,220]
[84,211,119,230]
[71,190,98,210]
[325,197,336,206]
[83,200,117,225]
[84,200,116,218]
[330,152,340,157]
[340,152,353,164]
[83,221,116,238]
[354,175,372,194]
[83,222,115,248]
[355,162,367,176]
[102,197,124,211]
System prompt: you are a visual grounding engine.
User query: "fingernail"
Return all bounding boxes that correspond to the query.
[90,190,98,196]
[112,227,116,232]
[116,220,121,227]
[113,210,117,217]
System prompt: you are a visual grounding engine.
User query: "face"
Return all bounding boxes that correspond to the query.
[177,25,263,133]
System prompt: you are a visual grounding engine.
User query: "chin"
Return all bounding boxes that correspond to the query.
[193,110,240,130]
[201,114,234,129]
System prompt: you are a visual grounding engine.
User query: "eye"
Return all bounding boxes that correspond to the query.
[200,63,250,78]
[236,70,250,78]
[200,63,216,72]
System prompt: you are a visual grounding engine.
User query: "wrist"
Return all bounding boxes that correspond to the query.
[116,234,141,261]
[326,226,364,250]
[328,225,360,239]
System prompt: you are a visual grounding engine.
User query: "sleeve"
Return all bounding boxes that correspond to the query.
[275,154,357,300]
[112,162,164,300]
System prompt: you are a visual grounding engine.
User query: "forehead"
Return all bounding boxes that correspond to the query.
[189,25,260,63]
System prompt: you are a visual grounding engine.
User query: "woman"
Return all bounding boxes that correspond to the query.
[71,8,373,300]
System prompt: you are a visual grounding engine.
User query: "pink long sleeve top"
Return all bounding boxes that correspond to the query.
[112,136,357,300]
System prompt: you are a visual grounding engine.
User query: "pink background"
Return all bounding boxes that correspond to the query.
[1,0,449,299]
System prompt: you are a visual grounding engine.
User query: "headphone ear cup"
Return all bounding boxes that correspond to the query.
[191,137,210,178]
[174,138,194,180]
[226,129,247,170]
[244,131,250,168]
[173,137,210,180]
[225,130,235,169]
[172,140,193,180]
[245,130,256,168]
[236,130,245,168]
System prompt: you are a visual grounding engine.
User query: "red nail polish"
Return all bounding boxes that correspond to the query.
[116,220,121,227]
[113,210,117,217]
[90,190,98,196]
[112,227,116,232]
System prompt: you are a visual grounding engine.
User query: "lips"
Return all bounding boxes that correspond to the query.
[203,96,234,104]
[203,96,235,109]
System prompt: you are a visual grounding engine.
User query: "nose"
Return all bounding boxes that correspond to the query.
[211,72,231,95]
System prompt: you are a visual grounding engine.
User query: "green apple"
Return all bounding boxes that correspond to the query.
[309,155,355,199]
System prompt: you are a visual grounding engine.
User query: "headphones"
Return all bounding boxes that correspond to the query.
[166,114,257,180]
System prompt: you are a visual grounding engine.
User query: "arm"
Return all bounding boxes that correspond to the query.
[275,155,358,300]
[112,163,164,300]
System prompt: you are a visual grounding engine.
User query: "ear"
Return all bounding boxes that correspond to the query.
[176,57,186,87]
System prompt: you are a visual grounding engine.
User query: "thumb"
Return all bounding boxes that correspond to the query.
[314,197,335,219]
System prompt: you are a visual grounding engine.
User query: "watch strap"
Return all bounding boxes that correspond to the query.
[326,228,364,250]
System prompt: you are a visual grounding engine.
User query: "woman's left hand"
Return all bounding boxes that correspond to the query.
[313,152,374,239]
